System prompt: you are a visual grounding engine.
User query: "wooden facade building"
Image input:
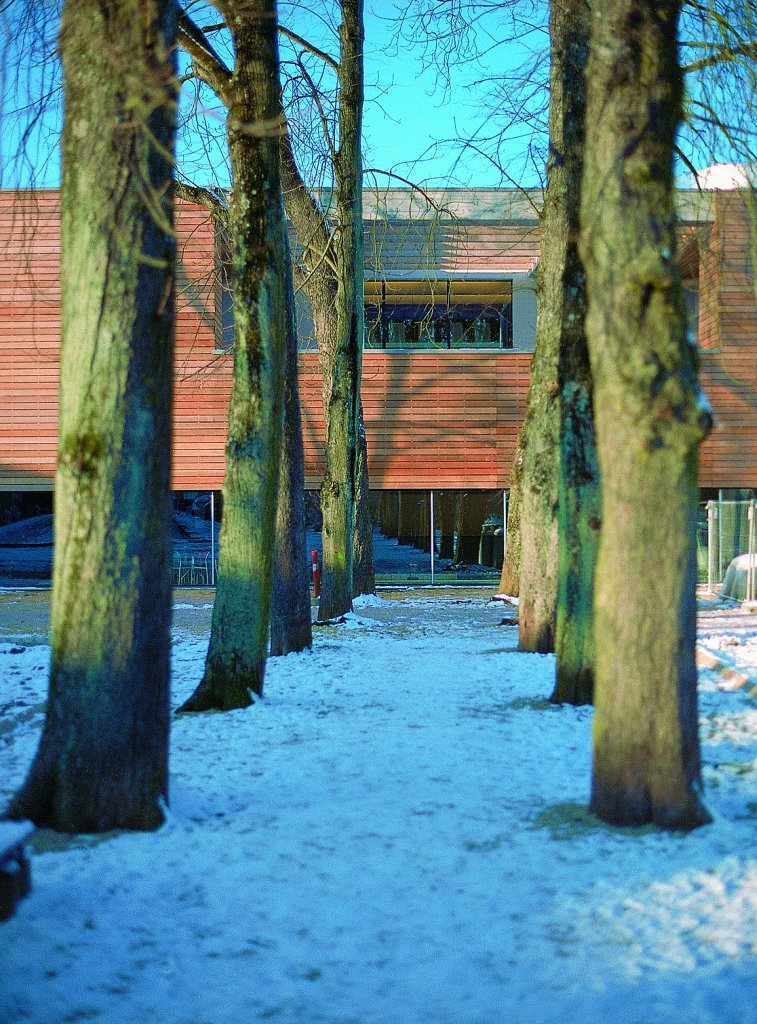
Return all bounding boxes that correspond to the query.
[0,187,755,494]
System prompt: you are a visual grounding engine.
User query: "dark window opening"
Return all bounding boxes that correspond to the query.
[364,280,513,351]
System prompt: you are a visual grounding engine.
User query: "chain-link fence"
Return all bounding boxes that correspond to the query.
[699,499,757,600]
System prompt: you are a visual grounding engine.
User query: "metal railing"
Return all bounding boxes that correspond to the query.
[702,498,756,600]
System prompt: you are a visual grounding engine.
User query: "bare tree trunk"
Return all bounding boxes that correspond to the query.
[179,0,288,709]
[318,0,365,620]
[7,0,177,831]
[518,213,560,652]
[499,445,523,595]
[276,0,367,620]
[581,0,711,829]
[545,0,600,706]
[352,402,375,596]
[271,255,312,656]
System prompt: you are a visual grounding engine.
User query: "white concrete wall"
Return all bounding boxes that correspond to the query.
[512,277,537,351]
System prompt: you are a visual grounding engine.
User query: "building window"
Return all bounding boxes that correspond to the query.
[217,265,516,353]
[364,279,513,350]
[683,284,699,346]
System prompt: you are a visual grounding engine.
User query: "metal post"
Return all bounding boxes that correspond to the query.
[210,491,216,586]
[430,490,435,585]
[707,500,714,593]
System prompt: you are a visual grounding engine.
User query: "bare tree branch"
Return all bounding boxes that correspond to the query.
[296,53,338,164]
[177,5,233,106]
[279,24,340,72]
[175,179,228,219]
[683,40,757,74]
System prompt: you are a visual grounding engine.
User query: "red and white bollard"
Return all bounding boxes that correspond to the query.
[311,549,321,598]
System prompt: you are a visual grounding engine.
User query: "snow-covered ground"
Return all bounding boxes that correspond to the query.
[1,593,756,1024]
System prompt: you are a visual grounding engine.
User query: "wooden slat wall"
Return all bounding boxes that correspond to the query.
[699,192,757,488]
[365,219,540,277]
[173,204,230,489]
[0,192,60,489]
[1,191,754,491]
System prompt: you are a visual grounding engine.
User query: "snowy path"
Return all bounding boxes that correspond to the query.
[1,594,756,1024]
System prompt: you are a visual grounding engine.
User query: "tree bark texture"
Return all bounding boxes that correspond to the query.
[180,1,288,708]
[271,251,313,656]
[352,402,376,595]
[277,0,370,618]
[318,0,365,620]
[547,0,600,706]
[7,0,177,831]
[499,441,523,595]
[581,0,711,829]
[518,213,561,651]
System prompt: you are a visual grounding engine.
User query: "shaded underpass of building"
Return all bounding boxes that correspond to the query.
[0,490,504,589]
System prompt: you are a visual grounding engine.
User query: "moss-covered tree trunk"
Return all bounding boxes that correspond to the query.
[518,202,561,650]
[499,441,523,595]
[179,0,288,709]
[547,0,600,706]
[352,402,376,596]
[276,0,370,618]
[7,0,177,831]
[581,0,711,829]
[271,254,312,656]
[318,0,365,620]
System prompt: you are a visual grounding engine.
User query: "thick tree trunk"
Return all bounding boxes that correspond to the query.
[271,258,312,656]
[553,375,599,705]
[581,0,711,829]
[7,0,177,831]
[518,217,561,652]
[179,1,288,709]
[499,445,523,595]
[545,0,600,706]
[352,403,375,596]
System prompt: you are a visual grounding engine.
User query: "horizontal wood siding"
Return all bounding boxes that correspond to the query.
[365,220,540,278]
[699,192,757,487]
[1,190,754,491]
[0,192,60,489]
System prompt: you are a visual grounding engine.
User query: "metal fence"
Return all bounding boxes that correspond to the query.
[700,499,757,600]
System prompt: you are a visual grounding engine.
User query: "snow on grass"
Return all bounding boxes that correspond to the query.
[700,631,757,684]
[0,596,756,1024]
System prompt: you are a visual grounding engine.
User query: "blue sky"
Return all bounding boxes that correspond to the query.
[0,1,546,190]
[0,1,752,192]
